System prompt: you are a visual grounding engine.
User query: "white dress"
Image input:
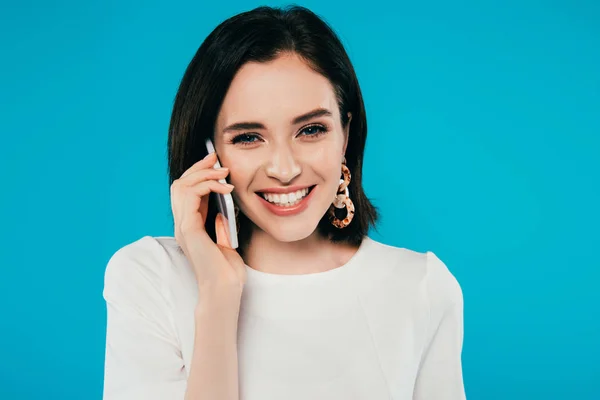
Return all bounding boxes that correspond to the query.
[102,235,466,400]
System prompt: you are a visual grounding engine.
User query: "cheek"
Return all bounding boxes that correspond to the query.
[223,155,256,189]
[312,158,343,193]
[227,169,249,189]
[305,146,341,175]
[304,134,342,161]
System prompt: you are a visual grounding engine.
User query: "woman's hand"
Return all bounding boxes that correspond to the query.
[170,152,247,303]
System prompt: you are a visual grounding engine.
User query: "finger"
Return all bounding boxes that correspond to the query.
[180,166,229,186]
[181,152,217,179]
[216,214,245,276]
[188,180,234,198]
[178,180,233,225]
[180,152,218,179]
[171,179,233,216]
[215,213,232,249]
[173,180,233,233]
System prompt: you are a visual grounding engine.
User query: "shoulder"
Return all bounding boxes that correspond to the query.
[362,237,463,309]
[422,250,463,313]
[103,236,189,299]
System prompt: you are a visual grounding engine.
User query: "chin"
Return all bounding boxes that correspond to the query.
[263,220,321,243]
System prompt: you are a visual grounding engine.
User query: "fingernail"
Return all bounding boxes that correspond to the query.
[223,215,230,237]
[224,183,234,188]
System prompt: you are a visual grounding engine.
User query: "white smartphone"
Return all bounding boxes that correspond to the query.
[205,138,239,249]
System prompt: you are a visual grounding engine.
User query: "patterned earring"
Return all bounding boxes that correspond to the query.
[328,157,355,228]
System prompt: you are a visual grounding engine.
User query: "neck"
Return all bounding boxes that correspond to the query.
[242,227,358,275]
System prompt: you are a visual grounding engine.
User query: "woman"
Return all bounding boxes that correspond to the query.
[102,5,466,400]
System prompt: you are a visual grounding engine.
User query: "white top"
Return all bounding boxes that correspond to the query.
[102,235,466,400]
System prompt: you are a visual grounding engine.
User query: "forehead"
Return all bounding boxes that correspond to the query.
[217,54,339,127]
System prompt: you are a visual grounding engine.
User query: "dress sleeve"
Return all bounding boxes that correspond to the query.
[102,237,187,400]
[413,251,466,400]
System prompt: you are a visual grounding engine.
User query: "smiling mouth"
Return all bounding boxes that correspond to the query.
[256,185,316,207]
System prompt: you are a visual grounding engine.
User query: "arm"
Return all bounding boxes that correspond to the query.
[103,238,242,400]
[413,252,466,400]
[102,238,187,400]
[184,291,241,400]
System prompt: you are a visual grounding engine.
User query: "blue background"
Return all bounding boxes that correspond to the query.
[1,0,598,399]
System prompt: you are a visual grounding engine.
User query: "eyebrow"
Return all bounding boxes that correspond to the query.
[222,107,333,134]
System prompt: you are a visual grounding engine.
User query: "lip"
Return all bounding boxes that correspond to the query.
[257,185,316,216]
[256,184,313,194]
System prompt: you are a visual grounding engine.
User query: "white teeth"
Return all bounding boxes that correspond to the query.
[261,187,310,206]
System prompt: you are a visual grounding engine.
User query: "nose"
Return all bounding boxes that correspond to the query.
[265,143,302,184]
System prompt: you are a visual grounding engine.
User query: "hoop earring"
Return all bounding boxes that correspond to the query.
[328,158,355,229]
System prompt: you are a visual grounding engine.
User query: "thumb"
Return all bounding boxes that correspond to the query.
[215,213,232,249]
[215,213,245,282]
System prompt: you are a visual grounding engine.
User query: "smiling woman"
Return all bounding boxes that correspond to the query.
[102,5,466,400]
[168,27,379,250]
[211,52,365,246]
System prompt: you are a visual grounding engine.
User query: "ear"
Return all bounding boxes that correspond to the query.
[342,112,352,156]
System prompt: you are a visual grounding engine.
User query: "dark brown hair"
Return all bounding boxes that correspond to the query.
[168,5,379,251]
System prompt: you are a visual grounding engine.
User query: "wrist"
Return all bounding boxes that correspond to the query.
[194,303,241,336]
[195,289,242,316]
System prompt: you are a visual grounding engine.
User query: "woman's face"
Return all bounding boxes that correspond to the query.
[214,53,351,243]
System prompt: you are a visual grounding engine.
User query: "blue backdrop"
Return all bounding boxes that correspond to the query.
[1,1,598,399]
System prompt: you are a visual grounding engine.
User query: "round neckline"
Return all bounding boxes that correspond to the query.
[240,236,372,319]
[243,236,371,287]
